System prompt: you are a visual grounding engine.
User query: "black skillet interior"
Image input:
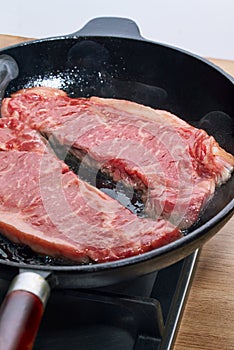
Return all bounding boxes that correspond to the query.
[0,18,233,285]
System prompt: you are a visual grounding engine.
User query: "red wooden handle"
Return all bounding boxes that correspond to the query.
[0,290,44,350]
[0,272,50,350]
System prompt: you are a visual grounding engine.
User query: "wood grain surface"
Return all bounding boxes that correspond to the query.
[175,57,234,350]
[0,35,233,350]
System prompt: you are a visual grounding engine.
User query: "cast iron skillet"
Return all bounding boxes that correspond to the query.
[0,17,233,350]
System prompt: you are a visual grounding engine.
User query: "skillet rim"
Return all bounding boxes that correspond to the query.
[1,33,234,85]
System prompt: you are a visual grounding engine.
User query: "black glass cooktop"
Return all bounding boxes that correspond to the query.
[0,250,199,350]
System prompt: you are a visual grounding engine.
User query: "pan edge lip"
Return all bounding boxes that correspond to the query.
[0,34,233,87]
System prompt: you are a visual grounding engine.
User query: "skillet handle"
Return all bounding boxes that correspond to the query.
[0,272,50,350]
[72,17,143,40]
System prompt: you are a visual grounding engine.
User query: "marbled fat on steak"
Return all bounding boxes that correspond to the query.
[0,117,181,263]
[2,87,234,229]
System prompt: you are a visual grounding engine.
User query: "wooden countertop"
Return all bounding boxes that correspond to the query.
[0,34,234,350]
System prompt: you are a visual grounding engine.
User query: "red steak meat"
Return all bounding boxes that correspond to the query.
[2,87,233,228]
[0,118,181,263]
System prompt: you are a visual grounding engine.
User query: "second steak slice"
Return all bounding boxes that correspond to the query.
[0,117,181,263]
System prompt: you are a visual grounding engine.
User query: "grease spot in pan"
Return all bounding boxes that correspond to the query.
[0,236,77,266]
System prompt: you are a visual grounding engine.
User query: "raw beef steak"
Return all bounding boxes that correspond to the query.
[2,87,233,228]
[0,118,181,263]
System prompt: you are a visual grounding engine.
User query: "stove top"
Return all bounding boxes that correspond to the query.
[0,250,199,350]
